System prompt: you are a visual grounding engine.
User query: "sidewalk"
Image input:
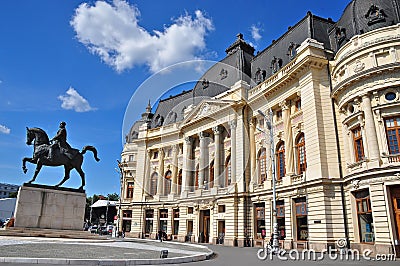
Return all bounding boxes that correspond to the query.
[0,236,213,265]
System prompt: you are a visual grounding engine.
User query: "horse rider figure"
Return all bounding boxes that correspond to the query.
[47,121,74,160]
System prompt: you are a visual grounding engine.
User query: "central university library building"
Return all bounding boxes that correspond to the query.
[119,0,400,256]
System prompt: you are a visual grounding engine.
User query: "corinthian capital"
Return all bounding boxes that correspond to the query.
[279,100,289,111]
[184,136,193,144]
[229,120,237,129]
[212,126,221,135]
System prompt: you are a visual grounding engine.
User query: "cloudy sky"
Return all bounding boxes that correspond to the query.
[0,0,348,196]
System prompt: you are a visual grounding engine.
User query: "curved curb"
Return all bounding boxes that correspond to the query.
[0,247,214,265]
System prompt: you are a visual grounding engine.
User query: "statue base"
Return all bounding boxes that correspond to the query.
[14,183,86,230]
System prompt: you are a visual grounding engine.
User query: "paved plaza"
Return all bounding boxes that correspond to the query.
[0,236,398,266]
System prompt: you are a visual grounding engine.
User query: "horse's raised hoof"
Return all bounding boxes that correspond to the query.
[22,167,27,174]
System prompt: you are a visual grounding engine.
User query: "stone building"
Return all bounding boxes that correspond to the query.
[119,0,400,256]
[0,183,19,199]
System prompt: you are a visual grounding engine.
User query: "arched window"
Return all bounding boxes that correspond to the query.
[177,169,182,194]
[150,172,158,196]
[276,142,285,180]
[296,133,307,174]
[258,148,267,184]
[164,170,172,196]
[225,155,232,186]
[209,161,214,189]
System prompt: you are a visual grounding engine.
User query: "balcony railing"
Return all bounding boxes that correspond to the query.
[382,153,400,163]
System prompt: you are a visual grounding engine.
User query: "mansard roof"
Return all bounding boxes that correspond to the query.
[250,12,335,85]
[328,0,400,51]
[149,34,255,129]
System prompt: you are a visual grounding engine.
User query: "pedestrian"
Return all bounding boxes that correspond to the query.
[158,229,163,242]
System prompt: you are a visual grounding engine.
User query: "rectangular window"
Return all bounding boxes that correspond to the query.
[159,209,168,219]
[276,110,283,121]
[355,190,375,243]
[145,210,154,219]
[295,99,301,111]
[218,205,226,213]
[145,209,154,235]
[123,210,132,218]
[173,209,179,235]
[276,200,286,240]
[255,203,266,239]
[129,155,135,161]
[385,116,400,155]
[126,182,134,198]
[352,126,365,162]
[258,118,264,128]
[294,197,308,241]
[187,220,194,240]
[187,207,193,214]
[153,151,159,159]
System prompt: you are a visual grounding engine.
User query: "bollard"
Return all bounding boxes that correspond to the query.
[160,250,168,258]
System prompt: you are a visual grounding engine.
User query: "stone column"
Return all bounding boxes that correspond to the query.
[281,100,294,175]
[171,145,179,195]
[144,150,152,195]
[230,120,237,184]
[198,132,209,189]
[213,126,221,187]
[156,148,165,196]
[361,94,380,162]
[181,137,192,195]
[249,118,256,184]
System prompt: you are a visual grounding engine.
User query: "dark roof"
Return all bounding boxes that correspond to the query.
[250,13,335,84]
[128,0,400,134]
[149,34,255,128]
[328,0,400,51]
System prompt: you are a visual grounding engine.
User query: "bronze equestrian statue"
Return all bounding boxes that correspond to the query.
[22,122,100,190]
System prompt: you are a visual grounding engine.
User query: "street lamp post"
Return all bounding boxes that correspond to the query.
[116,160,123,237]
[257,109,279,253]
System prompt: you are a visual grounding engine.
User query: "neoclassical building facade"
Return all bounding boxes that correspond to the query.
[119,0,400,256]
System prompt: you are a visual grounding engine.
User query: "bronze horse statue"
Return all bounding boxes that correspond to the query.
[22,127,100,190]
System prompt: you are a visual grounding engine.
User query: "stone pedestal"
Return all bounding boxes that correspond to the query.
[14,183,86,230]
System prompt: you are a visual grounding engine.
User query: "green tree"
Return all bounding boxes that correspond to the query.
[107,193,119,201]
[8,191,18,198]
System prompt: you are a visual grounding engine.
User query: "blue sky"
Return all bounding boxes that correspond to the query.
[0,0,349,196]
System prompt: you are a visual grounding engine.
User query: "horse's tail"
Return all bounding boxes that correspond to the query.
[81,146,100,162]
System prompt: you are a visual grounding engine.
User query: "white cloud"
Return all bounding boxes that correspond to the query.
[70,0,214,73]
[58,87,96,112]
[251,25,262,42]
[0,124,11,134]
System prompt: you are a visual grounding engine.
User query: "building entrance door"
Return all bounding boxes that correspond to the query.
[200,210,210,243]
[391,186,400,256]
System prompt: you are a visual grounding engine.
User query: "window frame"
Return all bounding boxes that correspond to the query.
[126,181,134,198]
[276,142,285,180]
[352,126,365,162]
[385,116,400,155]
[354,190,375,243]
[258,148,267,184]
[296,133,307,174]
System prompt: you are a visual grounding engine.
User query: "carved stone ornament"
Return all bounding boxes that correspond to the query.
[395,173,400,180]
[220,69,228,80]
[353,60,365,73]
[197,103,210,117]
[351,179,360,189]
